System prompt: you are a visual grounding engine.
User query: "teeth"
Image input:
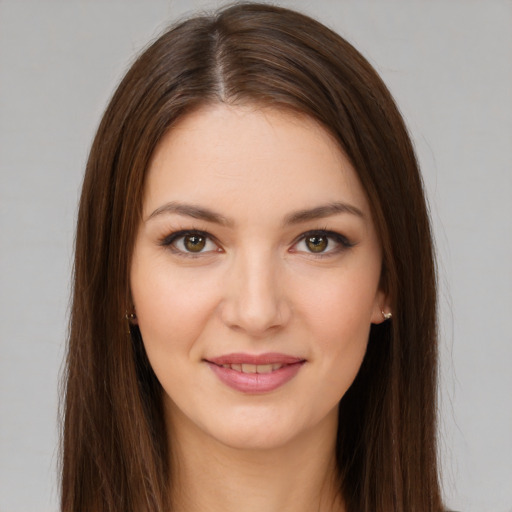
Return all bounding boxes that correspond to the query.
[256,364,273,374]
[222,363,284,373]
[241,363,257,373]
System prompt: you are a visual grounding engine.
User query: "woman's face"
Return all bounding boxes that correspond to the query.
[130,104,388,450]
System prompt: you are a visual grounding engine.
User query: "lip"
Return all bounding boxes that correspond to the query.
[205,352,306,393]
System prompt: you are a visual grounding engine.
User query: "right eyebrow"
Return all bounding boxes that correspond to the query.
[145,201,233,227]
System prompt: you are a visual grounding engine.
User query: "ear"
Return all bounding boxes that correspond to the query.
[371,288,392,325]
[126,291,138,324]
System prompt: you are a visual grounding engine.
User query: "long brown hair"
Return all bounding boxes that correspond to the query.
[61,3,443,511]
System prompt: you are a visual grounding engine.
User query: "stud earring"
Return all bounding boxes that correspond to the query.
[125,311,137,322]
[381,310,392,321]
[125,309,137,334]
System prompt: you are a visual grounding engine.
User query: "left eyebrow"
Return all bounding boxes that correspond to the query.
[283,202,365,225]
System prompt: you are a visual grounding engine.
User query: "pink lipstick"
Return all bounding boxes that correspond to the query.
[205,353,305,393]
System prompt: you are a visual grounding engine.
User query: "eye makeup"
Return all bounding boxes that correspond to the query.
[159,229,222,258]
[290,229,356,258]
[158,226,356,260]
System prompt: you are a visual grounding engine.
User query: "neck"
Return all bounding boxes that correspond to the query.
[167,406,345,512]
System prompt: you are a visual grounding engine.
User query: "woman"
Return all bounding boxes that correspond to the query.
[61,3,444,511]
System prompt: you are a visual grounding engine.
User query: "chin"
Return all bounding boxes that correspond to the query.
[207,403,338,453]
[211,421,305,452]
[167,397,313,452]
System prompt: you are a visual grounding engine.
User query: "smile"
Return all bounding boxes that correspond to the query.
[205,353,306,393]
[219,363,285,373]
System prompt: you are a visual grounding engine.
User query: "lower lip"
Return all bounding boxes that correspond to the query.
[206,362,304,393]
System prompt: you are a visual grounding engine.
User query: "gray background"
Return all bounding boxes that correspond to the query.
[1,1,511,511]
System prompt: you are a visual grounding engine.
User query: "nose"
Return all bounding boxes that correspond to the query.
[220,249,291,337]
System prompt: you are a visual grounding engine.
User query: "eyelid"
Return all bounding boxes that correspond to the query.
[159,229,221,256]
[290,229,355,255]
[158,228,354,257]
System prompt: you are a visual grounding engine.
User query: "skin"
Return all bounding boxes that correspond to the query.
[130,104,389,512]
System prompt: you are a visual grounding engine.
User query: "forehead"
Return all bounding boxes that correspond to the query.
[144,104,371,221]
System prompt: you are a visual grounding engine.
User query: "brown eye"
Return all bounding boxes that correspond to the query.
[184,234,206,252]
[305,235,328,252]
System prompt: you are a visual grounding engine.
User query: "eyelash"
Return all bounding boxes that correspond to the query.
[159,229,221,258]
[292,230,355,258]
[159,229,355,258]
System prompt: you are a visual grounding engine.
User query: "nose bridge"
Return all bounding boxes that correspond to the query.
[222,245,288,335]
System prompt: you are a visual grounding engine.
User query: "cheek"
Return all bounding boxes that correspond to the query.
[130,255,221,357]
[293,268,378,386]
[297,265,379,334]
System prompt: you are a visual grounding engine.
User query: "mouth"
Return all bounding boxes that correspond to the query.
[204,353,306,393]
[216,362,288,374]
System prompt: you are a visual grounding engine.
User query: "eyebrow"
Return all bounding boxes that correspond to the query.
[146,201,233,226]
[146,200,364,226]
[282,202,364,225]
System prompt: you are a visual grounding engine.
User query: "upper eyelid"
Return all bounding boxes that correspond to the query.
[290,231,355,259]
[159,230,221,259]
[293,229,353,245]
[159,228,353,250]
[160,229,217,245]
[158,234,217,261]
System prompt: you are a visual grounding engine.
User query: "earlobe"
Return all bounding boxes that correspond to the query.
[371,290,392,324]
[371,306,392,325]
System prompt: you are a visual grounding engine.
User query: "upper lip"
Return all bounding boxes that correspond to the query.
[206,353,305,366]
